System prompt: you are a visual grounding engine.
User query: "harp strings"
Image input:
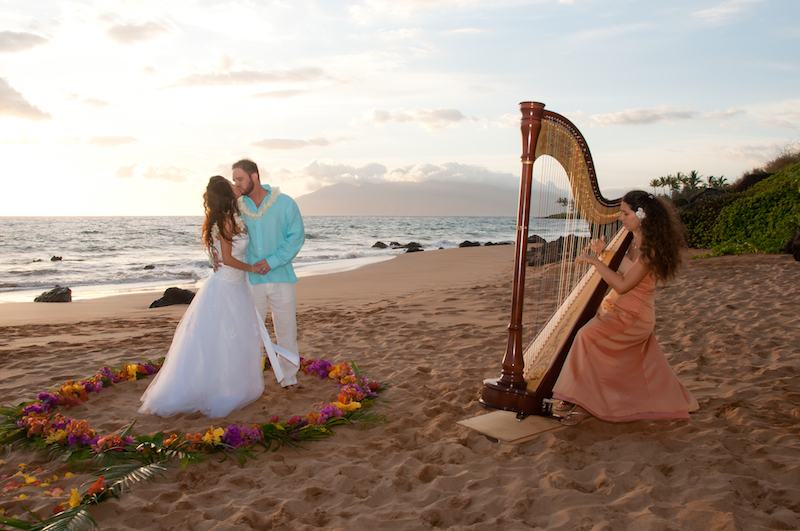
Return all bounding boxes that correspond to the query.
[523,120,617,354]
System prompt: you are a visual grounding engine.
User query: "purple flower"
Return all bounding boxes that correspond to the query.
[37,392,59,409]
[319,405,343,423]
[23,403,45,415]
[68,433,91,446]
[222,426,244,448]
[306,359,333,380]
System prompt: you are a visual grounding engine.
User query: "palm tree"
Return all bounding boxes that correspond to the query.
[706,175,717,189]
[649,178,660,196]
[686,170,702,192]
[556,197,569,212]
[658,176,669,195]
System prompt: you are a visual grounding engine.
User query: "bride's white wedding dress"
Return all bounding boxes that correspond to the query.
[139,230,299,419]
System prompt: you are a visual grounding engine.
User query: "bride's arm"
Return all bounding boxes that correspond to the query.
[218,219,257,274]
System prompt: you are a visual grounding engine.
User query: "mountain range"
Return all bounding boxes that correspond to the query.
[294,180,533,216]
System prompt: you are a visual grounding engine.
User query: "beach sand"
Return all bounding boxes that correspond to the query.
[1,247,799,530]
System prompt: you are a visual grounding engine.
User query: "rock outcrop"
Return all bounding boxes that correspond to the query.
[34,285,72,303]
[149,287,196,308]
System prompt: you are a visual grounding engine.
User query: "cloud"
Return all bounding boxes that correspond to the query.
[250,89,306,99]
[106,21,169,45]
[115,164,137,179]
[692,0,765,26]
[67,93,110,107]
[142,165,191,183]
[0,31,48,53]
[87,135,138,147]
[251,137,333,150]
[354,107,469,130]
[0,77,52,122]
[590,106,696,126]
[278,160,517,191]
[707,143,776,164]
[169,66,325,88]
[703,108,744,120]
[441,28,484,35]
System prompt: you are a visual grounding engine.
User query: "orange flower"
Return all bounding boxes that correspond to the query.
[87,477,105,497]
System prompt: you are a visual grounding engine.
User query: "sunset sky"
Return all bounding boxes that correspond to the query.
[1,0,797,216]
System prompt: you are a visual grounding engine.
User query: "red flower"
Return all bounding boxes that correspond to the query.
[87,477,105,497]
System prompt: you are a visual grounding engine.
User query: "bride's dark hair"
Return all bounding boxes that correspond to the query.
[201,176,240,251]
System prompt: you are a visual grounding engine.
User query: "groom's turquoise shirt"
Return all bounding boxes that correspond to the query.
[239,184,305,284]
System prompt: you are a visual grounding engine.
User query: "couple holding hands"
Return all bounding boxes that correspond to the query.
[139,159,305,419]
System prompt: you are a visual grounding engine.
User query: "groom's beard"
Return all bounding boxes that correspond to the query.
[242,177,255,196]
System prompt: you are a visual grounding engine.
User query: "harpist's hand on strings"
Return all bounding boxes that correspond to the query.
[585,235,606,255]
[575,251,600,267]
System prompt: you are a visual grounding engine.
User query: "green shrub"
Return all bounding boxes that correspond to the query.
[680,193,741,248]
[710,162,800,255]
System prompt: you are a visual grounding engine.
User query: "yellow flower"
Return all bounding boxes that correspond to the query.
[17,463,26,468]
[25,475,38,485]
[201,427,225,444]
[68,488,81,509]
[126,365,139,379]
[332,401,361,412]
[45,431,68,444]
[64,472,74,479]
[14,494,29,501]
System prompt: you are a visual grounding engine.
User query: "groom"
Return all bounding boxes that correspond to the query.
[232,159,305,386]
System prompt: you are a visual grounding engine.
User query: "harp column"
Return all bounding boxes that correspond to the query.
[479,101,545,413]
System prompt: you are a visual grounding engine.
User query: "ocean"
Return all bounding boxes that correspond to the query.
[0,216,590,303]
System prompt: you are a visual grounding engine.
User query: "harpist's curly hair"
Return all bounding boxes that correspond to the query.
[201,176,240,251]
[623,190,686,283]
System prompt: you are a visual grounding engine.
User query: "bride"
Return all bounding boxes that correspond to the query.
[139,176,299,419]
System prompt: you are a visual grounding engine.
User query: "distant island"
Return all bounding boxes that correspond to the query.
[294,180,566,217]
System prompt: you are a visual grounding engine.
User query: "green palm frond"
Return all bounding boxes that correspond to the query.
[37,507,99,531]
[0,514,33,529]
[94,461,169,497]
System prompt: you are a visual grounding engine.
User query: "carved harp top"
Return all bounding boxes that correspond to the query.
[523,102,621,224]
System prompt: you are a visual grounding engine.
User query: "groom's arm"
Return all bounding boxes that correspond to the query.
[264,199,305,271]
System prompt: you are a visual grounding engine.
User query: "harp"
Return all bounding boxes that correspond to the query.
[479,101,633,418]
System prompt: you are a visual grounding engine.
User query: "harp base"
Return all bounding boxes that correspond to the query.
[479,378,550,417]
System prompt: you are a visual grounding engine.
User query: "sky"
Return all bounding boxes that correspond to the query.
[0,0,798,216]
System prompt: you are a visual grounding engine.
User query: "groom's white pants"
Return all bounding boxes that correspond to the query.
[250,282,299,386]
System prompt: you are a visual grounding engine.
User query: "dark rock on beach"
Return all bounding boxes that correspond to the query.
[484,241,512,246]
[143,264,155,270]
[527,235,546,244]
[34,285,72,303]
[372,241,388,249]
[526,235,588,266]
[404,243,424,253]
[459,241,481,247]
[149,287,195,308]
[50,256,62,261]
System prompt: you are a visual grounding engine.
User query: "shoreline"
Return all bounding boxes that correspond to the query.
[0,246,514,326]
[0,254,399,306]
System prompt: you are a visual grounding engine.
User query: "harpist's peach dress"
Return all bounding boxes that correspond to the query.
[552,259,698,422]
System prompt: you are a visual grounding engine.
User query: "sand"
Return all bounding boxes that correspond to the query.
[1,246,799,530]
